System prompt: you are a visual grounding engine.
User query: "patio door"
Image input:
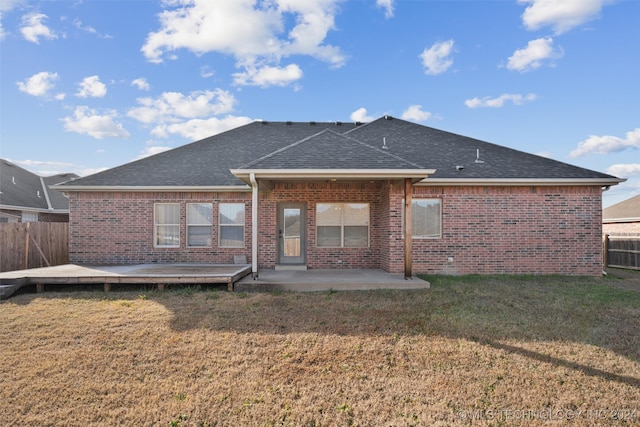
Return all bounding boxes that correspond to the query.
[277,203,306,265]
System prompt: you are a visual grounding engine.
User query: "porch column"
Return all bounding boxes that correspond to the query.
[250,173,259,278]
[404,178,412,279]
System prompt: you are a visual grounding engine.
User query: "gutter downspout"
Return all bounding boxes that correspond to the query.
[250,173,258,279]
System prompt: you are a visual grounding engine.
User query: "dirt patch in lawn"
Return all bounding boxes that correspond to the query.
[1,275,639,426]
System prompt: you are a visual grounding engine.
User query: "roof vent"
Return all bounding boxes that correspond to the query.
[335,121,342,126]
[12,176,16,185]
[261,120,268,125]
[475,149,485,164]
[37,190,42,198]
[310,121,316,125]
[286,121,292,125]
[384,115,393,120]
[355,121,363,126]
[382,137,389,150]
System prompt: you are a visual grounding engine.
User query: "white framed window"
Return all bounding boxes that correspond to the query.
[187,203,212,247]
[154,203,180,247]
[21,212,38,222]
[411,198,442,238]
[219,203,245,248]
[317,203,369,248]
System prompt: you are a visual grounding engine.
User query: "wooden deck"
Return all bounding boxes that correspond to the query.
[0,263,251,299]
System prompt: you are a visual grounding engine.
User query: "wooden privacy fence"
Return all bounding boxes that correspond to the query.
[603,234,640,271]
[0,222,69,272]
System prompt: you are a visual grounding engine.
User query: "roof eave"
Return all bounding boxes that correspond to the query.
[0,204,69,214]
[53,185,252,193]
[417,177,626,186]
[603,217,640,223]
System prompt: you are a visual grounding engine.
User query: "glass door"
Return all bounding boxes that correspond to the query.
[277,203,306,265]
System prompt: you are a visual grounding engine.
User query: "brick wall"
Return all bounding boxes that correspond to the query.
[603,222,640,234]
[69,183,604,275]
[408,185,604,276]
[69,191,253,264]
[259,182,383,269]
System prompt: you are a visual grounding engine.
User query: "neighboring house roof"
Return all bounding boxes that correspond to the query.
[57,116,623,191]
[0,159,78,213]
[603,195,640,223]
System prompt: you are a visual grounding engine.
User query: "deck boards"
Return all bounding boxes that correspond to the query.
[0,264,252,299]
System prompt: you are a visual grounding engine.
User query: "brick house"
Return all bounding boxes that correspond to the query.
[0,158,78,223]
[603,195,640,234]
[56,116,623,276]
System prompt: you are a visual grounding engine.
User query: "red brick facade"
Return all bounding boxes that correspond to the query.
[68,182,604,275]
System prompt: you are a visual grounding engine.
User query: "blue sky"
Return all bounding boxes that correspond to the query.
[0,0,638,207]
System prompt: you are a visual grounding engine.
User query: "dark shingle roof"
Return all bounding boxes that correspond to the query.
[58,117,620,189]
[240,129,425,170]
[603,195,640,221]
[0,159,77,211]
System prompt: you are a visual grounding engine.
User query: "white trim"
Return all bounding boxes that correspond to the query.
[0,204,68,214]
[250,173,258,277]
[603,218,640,224]
[231,169,436,181]
[417,177,625,186]
[54,185,251,193]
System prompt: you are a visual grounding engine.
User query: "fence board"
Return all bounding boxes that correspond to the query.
[604,234,640,270]
[0,222,69,272]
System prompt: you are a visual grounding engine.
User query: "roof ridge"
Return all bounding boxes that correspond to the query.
[238,127,426,170]
[39,176,53,210]
[338,130,426,169]
[238,128,334,169]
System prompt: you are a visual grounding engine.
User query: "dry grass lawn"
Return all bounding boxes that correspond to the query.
[1,271,639,426]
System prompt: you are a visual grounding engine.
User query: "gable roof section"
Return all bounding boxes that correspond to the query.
[0,159,77,212]
[603,195,640,222]
[58,121,359,191]
[231,129,435,182]
[347,116,621,183]
[57,116,623,192]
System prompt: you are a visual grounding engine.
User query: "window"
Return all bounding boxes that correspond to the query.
[154,203,180,247]
[412,199,442,238]
[219,203,245,247]
[21,212,38,222]
[187,203,212,247]
[317,203,369,248]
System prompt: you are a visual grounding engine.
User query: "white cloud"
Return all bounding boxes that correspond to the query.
[20,12,57,43]
[16,71,59,97]
[233,63,303,87]
[76,75,107,98]
[128,89,236,125]
[570,128,640,157]
[62,106,130,140]
[0,0,25,12]
[151,115,253,141]
[507,37,562,72]
[377,0,394,18]
[420,39,454,75]
[131,78,151,91]
[141,0,345,87]
[133,145,174,161]
[465,93,537,108]
[350,107,374,123]
[200,66,214,78]
[607,163,640,178]
[401,105,432,122]
[519,0,608,34]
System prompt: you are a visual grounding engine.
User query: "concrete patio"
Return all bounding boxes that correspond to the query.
[236,269,430,292]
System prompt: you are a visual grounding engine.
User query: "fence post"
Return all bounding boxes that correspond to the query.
[603,234,609,269]
[24,222,30,269]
